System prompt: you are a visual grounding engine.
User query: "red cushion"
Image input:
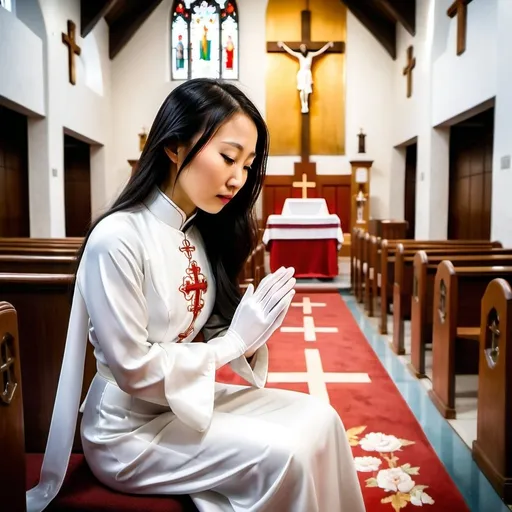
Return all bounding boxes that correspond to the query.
[26,454,198,511]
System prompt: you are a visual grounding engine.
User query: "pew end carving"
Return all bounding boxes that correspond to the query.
[473,278,512,502]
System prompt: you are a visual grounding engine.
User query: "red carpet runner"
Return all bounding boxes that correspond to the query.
[217,292,469,512]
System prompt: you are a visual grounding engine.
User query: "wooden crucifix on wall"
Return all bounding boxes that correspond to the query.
[62,20,81,85]
[267,5,345,197]
[403,46,416,98]
[447,0,473,55]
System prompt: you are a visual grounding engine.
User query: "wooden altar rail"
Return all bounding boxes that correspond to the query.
[428,262,512,419]
[472,278,512,503]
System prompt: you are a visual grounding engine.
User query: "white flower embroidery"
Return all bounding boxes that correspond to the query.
[361,432,402,453]
[354,456,382,472]
[377,468,415,493]
[410,489,435,506]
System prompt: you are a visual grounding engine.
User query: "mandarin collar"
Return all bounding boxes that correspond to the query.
[144,187,197,231]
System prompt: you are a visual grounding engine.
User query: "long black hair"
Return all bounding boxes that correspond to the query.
[75,78,269,322]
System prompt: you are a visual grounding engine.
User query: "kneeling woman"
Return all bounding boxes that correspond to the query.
[27,79,365,512]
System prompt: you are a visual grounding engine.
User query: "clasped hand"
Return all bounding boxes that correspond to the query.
[209,267,296,368]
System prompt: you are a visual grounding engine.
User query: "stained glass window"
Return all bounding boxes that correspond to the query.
[171,0,239,81]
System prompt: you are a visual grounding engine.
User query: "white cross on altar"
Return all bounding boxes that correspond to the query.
[291,297,326,315]
[281,315,337,342]
[267,349,371,403]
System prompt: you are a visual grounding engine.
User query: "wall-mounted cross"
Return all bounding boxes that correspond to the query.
[447,0,473,55]
[403,46,416,98]
[62,20,81,85]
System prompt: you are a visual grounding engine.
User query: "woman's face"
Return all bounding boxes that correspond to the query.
[165,113,258,216]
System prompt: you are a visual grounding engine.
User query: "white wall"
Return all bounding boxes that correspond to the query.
[431,0,497,127]
[38,0,112,236]
[491,0,512,247]
[390,0,512,241]
[345,11,394,218]
[0,6,45,115]
[1,0,113,236]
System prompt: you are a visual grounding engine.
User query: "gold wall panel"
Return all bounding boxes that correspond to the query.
[266,0,346,156]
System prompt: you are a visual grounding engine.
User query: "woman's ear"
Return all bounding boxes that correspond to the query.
[164,146,179,164]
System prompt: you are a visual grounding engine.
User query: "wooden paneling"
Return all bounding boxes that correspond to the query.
[64,134,91,237]
[404,143,417,239]
[449,108,493,240]
[266,0,346,155]
[0,106,29,237]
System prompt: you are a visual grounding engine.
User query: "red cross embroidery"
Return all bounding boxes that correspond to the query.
[178,238,208,340]
[179,238,196,260]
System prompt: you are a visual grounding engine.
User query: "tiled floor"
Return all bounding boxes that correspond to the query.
[341,290,509,512]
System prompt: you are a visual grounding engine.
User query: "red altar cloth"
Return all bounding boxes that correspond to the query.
[267,239,339,278]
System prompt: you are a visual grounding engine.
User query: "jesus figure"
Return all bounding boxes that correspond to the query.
[277,41,334,113]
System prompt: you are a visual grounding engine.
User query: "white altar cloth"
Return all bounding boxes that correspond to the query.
[262,199,344,246]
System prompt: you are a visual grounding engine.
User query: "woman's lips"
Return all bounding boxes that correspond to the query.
[217,195,233,205]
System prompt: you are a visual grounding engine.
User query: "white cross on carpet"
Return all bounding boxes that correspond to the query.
[290,297,326,314]
[280,315,338,341]
[267,349,371,403]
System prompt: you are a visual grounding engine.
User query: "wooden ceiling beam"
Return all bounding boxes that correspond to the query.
[81,0,118,38]
[342,0,396,59]
[375,0,416,36]
[108,0,165,59]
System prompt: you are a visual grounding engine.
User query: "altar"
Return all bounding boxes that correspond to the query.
[262,198,343,278]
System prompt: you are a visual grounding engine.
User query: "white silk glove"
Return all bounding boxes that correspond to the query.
[209,267,296,368]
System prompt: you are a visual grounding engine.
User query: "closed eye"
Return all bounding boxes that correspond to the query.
[221,154,235,165]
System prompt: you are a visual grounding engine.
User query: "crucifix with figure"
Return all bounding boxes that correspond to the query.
[267,4,345,199]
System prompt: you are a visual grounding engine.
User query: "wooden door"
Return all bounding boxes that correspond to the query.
[448,109,493,240]
[0,105,30,237]
[64,134,91,237]
[404,143,417,239]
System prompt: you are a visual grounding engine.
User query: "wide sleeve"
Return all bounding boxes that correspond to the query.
[202,312,268,388]
[77,218,217,432]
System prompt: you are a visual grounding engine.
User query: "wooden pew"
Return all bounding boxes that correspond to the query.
[0,237,82,246]
[367,237,498,319]
[0,255,76,274]
[239,243,265,291]
[393,249,512,356]
[0,246,78,256]
[355,230,369,303]
[410,250,512,377]
[428,263,512,418]
[377,240,499,334]
[350,227,361,293]
[472,278,512,503]
[0,277,197,511]
[0,274,92,452]
[0,301,26,512]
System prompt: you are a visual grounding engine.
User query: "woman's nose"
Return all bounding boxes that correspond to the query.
[227,167,245,190]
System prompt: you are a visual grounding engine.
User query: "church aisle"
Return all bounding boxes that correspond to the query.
[342,292,510,512]
[217,292,479,511]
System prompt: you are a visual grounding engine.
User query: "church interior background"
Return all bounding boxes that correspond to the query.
[2,0,512,511]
